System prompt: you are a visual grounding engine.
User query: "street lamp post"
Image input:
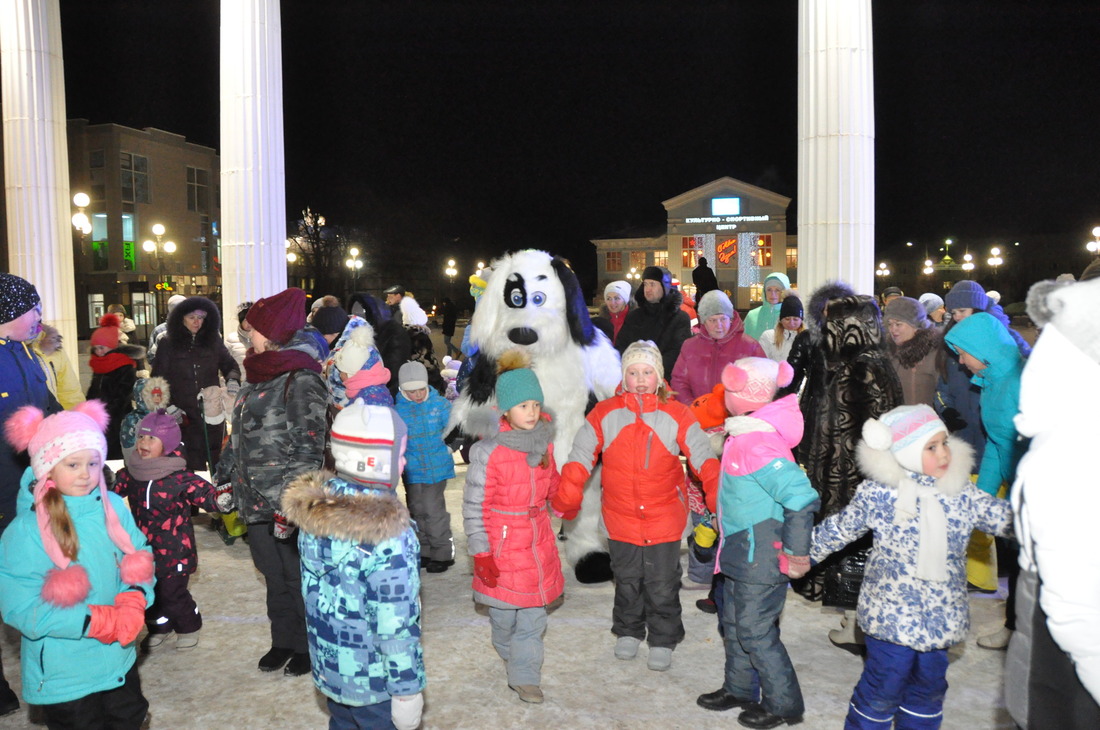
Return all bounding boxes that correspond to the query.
[346,247,364,290]
[1087,226,1100,258]
[987,247,1003,278]
[142,224,176,318]
[71,192,91,256]
[444,258,458,299]
[961,253,975,277]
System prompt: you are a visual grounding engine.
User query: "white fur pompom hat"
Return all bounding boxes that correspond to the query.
[862,404,948,475]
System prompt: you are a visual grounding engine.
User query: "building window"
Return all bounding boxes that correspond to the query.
[89,149,105,168]
[681,237,699,269]
[120,153,149,204]
[786,247,798,269]
[187,167,210,213]
[754,234,773,268]
[605,251,622,272]
[653,250,668,268]
[629,251,646,271]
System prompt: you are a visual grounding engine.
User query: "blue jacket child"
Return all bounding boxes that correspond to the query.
[283,402,425,730]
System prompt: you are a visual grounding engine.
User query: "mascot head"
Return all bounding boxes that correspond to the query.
[471,250,597,359]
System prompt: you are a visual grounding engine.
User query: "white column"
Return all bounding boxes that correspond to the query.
[0,0,78,363]
[220,0,287,313]
[797,0,875,298]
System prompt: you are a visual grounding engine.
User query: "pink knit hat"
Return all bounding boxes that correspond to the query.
[4,400,153,607]
[721,357,794,416]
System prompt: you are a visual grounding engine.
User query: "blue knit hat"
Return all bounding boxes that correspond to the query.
[497,368,544,412]
[945,280,989,312]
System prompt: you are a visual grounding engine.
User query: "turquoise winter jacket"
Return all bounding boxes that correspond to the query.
[0,470,155,705]
[944,312,1026,495]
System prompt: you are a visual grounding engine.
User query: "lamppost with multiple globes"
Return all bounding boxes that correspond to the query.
[346,247,364,287]
[71,192,92,256]
[1087,226,1100,258]
[142,223,176,317]
[987,246,1004,278]
[444,258,458,299]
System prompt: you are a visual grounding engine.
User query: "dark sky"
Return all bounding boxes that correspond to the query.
[58,1,1100,287]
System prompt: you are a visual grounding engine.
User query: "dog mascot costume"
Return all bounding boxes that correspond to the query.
[447,250,622,582]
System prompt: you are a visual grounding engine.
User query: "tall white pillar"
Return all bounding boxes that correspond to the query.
[220,0,287,313]
[797,0,875,298]
[0,0,78,363]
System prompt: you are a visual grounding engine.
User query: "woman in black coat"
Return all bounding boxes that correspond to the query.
[151,296,240,472]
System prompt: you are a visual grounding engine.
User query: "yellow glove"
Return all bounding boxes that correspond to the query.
[693,522,718,549]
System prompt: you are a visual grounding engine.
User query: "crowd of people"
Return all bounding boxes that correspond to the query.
[0,256,1097,729]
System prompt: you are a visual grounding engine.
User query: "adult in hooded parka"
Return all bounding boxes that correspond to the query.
[614,266,692,378]
[151,296,240,472]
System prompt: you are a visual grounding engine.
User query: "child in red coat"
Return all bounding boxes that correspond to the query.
[462,355,564,705]
[112,410,220,650]
[553,340,720,672]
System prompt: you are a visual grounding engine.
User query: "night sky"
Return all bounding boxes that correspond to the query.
[57,1,1100,295]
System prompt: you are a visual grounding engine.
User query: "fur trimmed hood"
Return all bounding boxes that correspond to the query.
[166,296,222,348]
[807,280,856,329]
[856,435,974,497]
[889,325,941,369]
[282,470,411,544]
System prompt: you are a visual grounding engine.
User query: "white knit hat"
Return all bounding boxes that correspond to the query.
[334,322,376,375]
[329,402,408,488]
[604,280,632,304]
[862,404,948,474]
[620,340,663,380]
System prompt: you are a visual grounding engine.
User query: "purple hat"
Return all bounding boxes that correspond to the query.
[138,410,182,455]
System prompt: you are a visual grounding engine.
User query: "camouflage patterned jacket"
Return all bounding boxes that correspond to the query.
[215,358,328,524]
[283,471,425,706]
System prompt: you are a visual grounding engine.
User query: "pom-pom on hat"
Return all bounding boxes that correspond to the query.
[138,409,182,455]
[247,287,306,345]
[779,295,804,321]
[621,340,664,380]
[944,280,989,312]
[698,290,734,322]
[0,273,41,324]
[604,280,632,304]
[236,300,254,325]
[862,404,948,475]
[495,350,544,412]
[1026,276,1100,364]
[312,306,349,336]
[3,401,153,606]
[398,361,429,392]
[329,402,408,488]
[721,357,794,416]
[884,296,931,330]
[89,313,122,350]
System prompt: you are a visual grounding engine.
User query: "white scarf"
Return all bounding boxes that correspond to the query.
[894,476,948,582]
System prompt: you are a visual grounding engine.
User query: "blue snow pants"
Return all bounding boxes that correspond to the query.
[845,635,948,729]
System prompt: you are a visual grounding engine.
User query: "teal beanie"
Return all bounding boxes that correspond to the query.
[497,368,544,412]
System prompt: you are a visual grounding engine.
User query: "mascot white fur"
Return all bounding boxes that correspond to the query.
[447,250,622,582]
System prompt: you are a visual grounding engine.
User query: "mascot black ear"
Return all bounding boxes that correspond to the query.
[466,353,499,405]
[551,256,596,347]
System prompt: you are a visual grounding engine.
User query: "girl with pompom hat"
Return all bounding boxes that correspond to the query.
[0,400,155,723]
[811,404,1013,729]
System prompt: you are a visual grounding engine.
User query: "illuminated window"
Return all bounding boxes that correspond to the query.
[629,251,646,271]
[749,283,763,303]
[653,250,668,267]
[120,153,149,204]
[681,237,699,268]
[711,197,741,216]
[786,246,798,269]
[605,251,622,272]
[754,234,773,268]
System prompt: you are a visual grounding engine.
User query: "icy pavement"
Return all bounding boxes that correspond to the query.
[0,458,1015,729]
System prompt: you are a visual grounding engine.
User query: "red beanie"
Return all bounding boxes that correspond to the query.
[247,287,306,344]
[89,313,121,350]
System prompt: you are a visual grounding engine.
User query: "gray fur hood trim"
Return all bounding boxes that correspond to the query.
[282,470,411,544]
[856,436,974,497]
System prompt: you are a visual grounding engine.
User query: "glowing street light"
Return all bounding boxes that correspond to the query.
[961,252,975,276]
[875,262,891,277]
[345,246,364,285]
[143,223,176,313]
[1087,226,1100,258]
[923,259,935,276]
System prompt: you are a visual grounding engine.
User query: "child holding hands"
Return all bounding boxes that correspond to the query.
[694,358,818,729]
[0,401,155,727]
[112,410,221,649]
[463,355,564,704]
[811,405,1013,728]
[554,340,719,672]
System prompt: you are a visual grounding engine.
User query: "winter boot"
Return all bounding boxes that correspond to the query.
[977,626,1013,650]
[828,610,865,655]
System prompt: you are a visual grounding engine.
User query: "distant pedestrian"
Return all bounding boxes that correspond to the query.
[692,256,719,302]
[440,297,460,358]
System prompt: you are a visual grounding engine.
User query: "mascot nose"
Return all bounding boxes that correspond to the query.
[508,327,538,345]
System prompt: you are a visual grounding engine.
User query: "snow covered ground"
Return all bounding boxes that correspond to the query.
[0,457,1015,729]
